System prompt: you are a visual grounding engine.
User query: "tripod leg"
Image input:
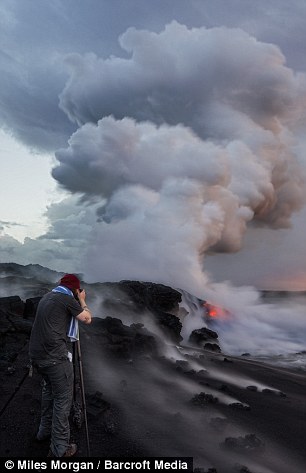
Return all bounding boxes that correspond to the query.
[77,339,91,457]
[72,342,82,429]
[73,343,77,401]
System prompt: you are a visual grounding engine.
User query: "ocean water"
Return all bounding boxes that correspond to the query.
[249,351,306,371]
[245,293,306,371]
[179,290,306,371]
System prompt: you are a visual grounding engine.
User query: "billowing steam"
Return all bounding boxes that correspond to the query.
[179,286,306,358]
[52,22,306,296]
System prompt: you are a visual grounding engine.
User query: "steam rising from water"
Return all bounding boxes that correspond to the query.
[179,287,306,359]
[52,22,305,295]
[88,283,305,362]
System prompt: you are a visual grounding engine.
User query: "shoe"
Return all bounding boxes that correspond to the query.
[47,444,77,457]
[63,444,77,457]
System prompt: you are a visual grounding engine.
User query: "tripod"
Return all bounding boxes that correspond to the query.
[73,339,91,457]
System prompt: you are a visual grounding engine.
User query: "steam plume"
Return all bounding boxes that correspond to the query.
[52,22,306,294]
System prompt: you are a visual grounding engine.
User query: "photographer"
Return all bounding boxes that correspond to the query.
[29,274,92,457]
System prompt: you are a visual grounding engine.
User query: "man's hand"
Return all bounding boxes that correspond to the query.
[75,289,92,324]
[76,288,86,304]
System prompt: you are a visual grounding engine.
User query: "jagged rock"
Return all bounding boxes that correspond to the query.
[189,328,221,352]
[118,280,182,313]
[221,434,265,453]
[23,297,42,319]
[0,296,24,315]
[229,402,250,411]
[191,392,219,406]
[262,388,286,397]
[151,309,183,342]
[204,343,221,352]
[117,281,183,342]
[189,327,218,344]
[85,316,158,359]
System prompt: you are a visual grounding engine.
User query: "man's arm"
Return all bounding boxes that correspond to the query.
[75,289,92,324]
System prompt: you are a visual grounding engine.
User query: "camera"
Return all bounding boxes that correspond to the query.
[74,288,83,302]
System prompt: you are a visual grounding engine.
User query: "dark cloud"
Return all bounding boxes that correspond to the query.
[0,48,75,151]
[0,0,209,150]
[2,1,306,151]
[59,22,305,132]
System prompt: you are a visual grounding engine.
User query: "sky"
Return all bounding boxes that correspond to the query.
[0,0,306,294]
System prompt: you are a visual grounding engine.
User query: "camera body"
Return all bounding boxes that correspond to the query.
[74,288,83,302]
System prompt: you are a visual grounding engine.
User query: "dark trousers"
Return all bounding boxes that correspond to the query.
[36,360,74,457]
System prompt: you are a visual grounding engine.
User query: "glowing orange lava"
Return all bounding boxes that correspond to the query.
[203,302,230,319]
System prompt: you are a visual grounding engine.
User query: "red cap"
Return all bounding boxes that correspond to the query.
[59,274,81,290]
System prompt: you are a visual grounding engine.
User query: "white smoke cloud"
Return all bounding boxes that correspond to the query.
[59,22,306,132]
[53,117,229,196]
[51,23,306,292]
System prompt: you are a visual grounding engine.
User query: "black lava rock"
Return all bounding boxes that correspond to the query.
[189,327,218,344]
[221,434,265,453]
[85,316,158,359]
[191,392,219,407]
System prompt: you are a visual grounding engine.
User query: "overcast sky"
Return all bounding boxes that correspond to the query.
[0,0,306,294]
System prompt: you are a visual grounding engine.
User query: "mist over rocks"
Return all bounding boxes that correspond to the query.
[86,316,159,360]
[1,263,306,472]
[101,280,184,344]
[0,262,60,279]
[0,263,65,299]
[0,262,218,368]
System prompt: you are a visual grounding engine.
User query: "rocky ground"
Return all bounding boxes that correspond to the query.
[0,266,306,473]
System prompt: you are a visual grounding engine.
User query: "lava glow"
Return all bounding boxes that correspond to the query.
[203,302,230,319]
